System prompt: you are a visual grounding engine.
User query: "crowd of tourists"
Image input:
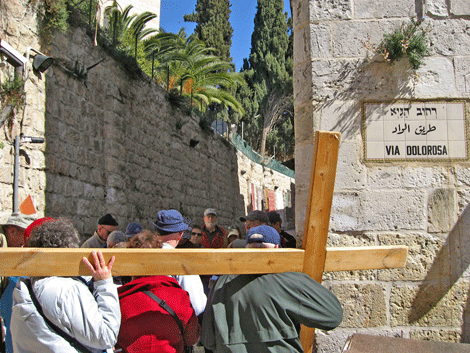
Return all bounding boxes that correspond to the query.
[0,208,343,353]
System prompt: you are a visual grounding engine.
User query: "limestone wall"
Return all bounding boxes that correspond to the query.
[292,0,470,351]
[0,0,47,221]
[0,2,295,240]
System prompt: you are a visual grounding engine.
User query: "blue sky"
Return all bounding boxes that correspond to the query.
[160,1,291,72]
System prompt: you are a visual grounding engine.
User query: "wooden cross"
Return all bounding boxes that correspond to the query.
[0,131,407,352]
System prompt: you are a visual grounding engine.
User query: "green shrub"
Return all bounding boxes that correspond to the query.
[377,19,431,69]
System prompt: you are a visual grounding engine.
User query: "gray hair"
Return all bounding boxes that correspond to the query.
[27,218,80,248]
[107,230,129,247]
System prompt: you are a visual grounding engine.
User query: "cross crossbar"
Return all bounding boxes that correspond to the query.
[0,245,407,277]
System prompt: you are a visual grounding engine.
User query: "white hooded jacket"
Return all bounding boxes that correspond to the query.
[10,276,120,353]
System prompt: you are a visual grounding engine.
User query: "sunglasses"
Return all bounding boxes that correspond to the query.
[191,232,203,236]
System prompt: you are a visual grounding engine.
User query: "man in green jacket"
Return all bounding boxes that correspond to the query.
[201,225,343,352]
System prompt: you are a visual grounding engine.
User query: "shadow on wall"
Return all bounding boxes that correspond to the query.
[408,203,470,342]
[315,57,415,140]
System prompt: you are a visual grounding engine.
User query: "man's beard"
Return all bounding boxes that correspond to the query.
[205,221,216,229]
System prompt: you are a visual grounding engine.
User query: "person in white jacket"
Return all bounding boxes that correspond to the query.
[10,218,121,353]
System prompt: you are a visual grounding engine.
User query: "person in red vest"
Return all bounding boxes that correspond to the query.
[117,231,200,353]
[200,209,226,248]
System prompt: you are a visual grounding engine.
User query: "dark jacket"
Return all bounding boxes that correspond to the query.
[201,272,342,352]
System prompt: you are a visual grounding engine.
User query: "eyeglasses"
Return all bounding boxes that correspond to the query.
[191,232,203,236]
[102,227,113,236]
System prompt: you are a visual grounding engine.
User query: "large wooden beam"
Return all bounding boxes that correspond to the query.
[324,245,408,272]
[0,245,407,276]
[0,248,304,277]
[300,131,341,353]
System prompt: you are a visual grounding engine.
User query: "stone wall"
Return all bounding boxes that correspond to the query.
[0,3,295,241]
[0,0,47,222]
[292,0,470,351]
[43,22,295,237]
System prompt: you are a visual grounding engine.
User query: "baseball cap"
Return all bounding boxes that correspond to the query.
[227,228,240,238]
[204,208,217,216]
[246,225,281,246]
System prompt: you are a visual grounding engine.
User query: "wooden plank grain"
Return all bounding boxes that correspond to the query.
[0,245,408,276]
[324,246,408,272]
[0,248,305,276]
[300,131,341,353]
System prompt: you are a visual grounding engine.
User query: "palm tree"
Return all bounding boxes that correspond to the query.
[144,31,245,114]
[104,2,157,59]
[104,2,134,47]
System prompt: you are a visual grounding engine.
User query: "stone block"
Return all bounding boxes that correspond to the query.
[450,0,470,15]
[330,283,387,327]
[409,328,461,342]
[330,191,362,231]
[377,232,450,281]
[0,163,12,184]
[390,280,468,327]
[367,166,404,189]
[308,0,353,21]
[427,0,449,16]
[5,0,26,19]
[428,188,457,233]
[454,56,470,93]
[293,61,314,105]
[318,100,361,141]
[455,166,470,187]
[316,329,353,353]
[430,19,470,56]
[310,24,331,59]
[413,57,456,97]
[76,199,91,216]
[361,190,427,231]
[402,167,451,188]
[291,0,310,33]
[354,0,412,19]
[331,21,391,58]
[294,103,315,144]
[335,141,367,191]
[457,189,470,215]
[294,24,311,66]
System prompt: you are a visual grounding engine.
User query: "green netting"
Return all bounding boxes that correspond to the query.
[231,133,295,179]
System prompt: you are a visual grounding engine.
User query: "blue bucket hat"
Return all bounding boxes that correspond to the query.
[152,210,188,233]
[246,225,281,246]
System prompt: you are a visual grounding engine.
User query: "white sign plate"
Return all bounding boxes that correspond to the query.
[363,101,468,161]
